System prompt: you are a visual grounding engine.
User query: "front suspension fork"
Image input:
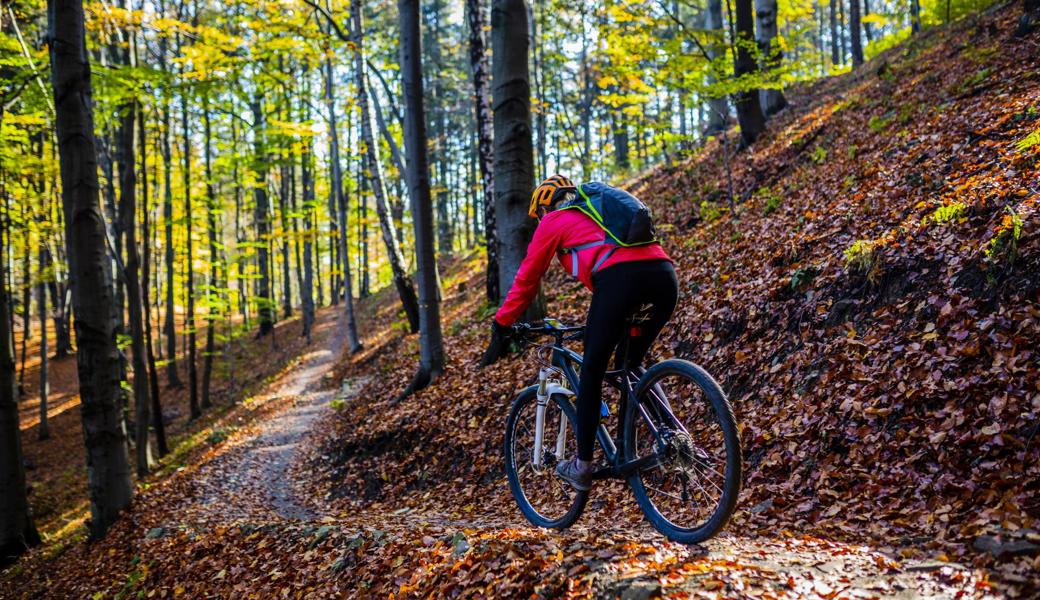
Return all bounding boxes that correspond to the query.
[533,368,571,467]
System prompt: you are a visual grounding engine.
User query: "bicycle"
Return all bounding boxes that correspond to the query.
[503,315,742,543]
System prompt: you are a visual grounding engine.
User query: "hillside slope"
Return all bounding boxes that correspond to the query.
[314,3,1039,591]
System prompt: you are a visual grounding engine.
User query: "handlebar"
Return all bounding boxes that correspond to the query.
[513,318,585,343]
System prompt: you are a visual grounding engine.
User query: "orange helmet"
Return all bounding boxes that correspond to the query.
[529,174,576,218]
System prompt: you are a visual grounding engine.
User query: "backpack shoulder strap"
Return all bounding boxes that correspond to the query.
[560,240,607,277]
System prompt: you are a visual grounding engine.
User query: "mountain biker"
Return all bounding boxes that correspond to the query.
[483,174,678,492]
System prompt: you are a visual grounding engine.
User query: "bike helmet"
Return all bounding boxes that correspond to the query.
[529,174,576,218]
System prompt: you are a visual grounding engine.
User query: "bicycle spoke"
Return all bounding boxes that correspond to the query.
[688,462,726,493]
[630,368,736,533]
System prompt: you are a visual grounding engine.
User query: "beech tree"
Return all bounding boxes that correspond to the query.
[398,0,444,396]
[48,0,133,537]
[491,0,538,304]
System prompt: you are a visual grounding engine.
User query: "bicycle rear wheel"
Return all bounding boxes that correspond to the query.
[623,359,741,543]
[504,386,588,529]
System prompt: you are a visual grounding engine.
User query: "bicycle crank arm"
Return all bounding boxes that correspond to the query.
[590,466,621,481]
[616,454,667,478]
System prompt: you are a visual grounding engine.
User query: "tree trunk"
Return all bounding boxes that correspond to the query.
[910,0,921,33]
[159,36,180,389]
[18,229,29,390]
[116,11,152,474]
[755,0,788,115]
[829,0,840,66]
[578,4,593,177]
[704,0,730,135]
[231,118,250,328]
[290,142,303,315]
[251,93,275,337]
[839,0,848,63]
[491,0,538,303]
[351,0,421,335]
[612,112,630,170]
[358,168,370,298]
[117,97,153,475]
[46,259,71,357]
[36,250,48,441]
[733,0,767,146]
[300,75,316,342]
[278,85,292,319]
[0,241,40,566]
[322,57,341,308]
[139,106,166,456]
[181,90,200,418]
[322,56,362,350]
[201,100,218,409]
[863,0,874,42]
[32,133,49,441]
[366,71,409,253]
[48,0,134,537]
[398,0,445,397]
[849,0,864,66]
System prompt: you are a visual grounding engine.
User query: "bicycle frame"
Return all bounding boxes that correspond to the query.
[542,341,680,481]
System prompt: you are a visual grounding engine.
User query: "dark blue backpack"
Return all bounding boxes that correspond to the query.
[557,182,658,275]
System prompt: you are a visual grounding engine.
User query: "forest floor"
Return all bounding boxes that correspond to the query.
[0,282,996,600]
[4,2,1040,598]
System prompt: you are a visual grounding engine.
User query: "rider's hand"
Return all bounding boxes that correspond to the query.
[480,320,514,367]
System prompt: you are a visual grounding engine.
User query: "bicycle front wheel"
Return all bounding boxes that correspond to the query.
[623,359,742,543]
[504,386,588,529]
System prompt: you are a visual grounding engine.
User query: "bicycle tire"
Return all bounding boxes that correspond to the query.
[504,386,589,529]
[623,359,742,543]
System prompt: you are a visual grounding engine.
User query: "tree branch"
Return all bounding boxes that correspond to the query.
[300,0,351,43]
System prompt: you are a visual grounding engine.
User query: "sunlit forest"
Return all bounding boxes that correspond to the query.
[2,0,1038,595]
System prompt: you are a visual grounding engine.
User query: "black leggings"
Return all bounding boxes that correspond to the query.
[576,259,678,460]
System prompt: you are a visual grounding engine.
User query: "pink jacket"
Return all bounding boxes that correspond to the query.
[494,209,672,326]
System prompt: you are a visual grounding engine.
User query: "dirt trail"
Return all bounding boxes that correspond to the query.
[175,319,349,525]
